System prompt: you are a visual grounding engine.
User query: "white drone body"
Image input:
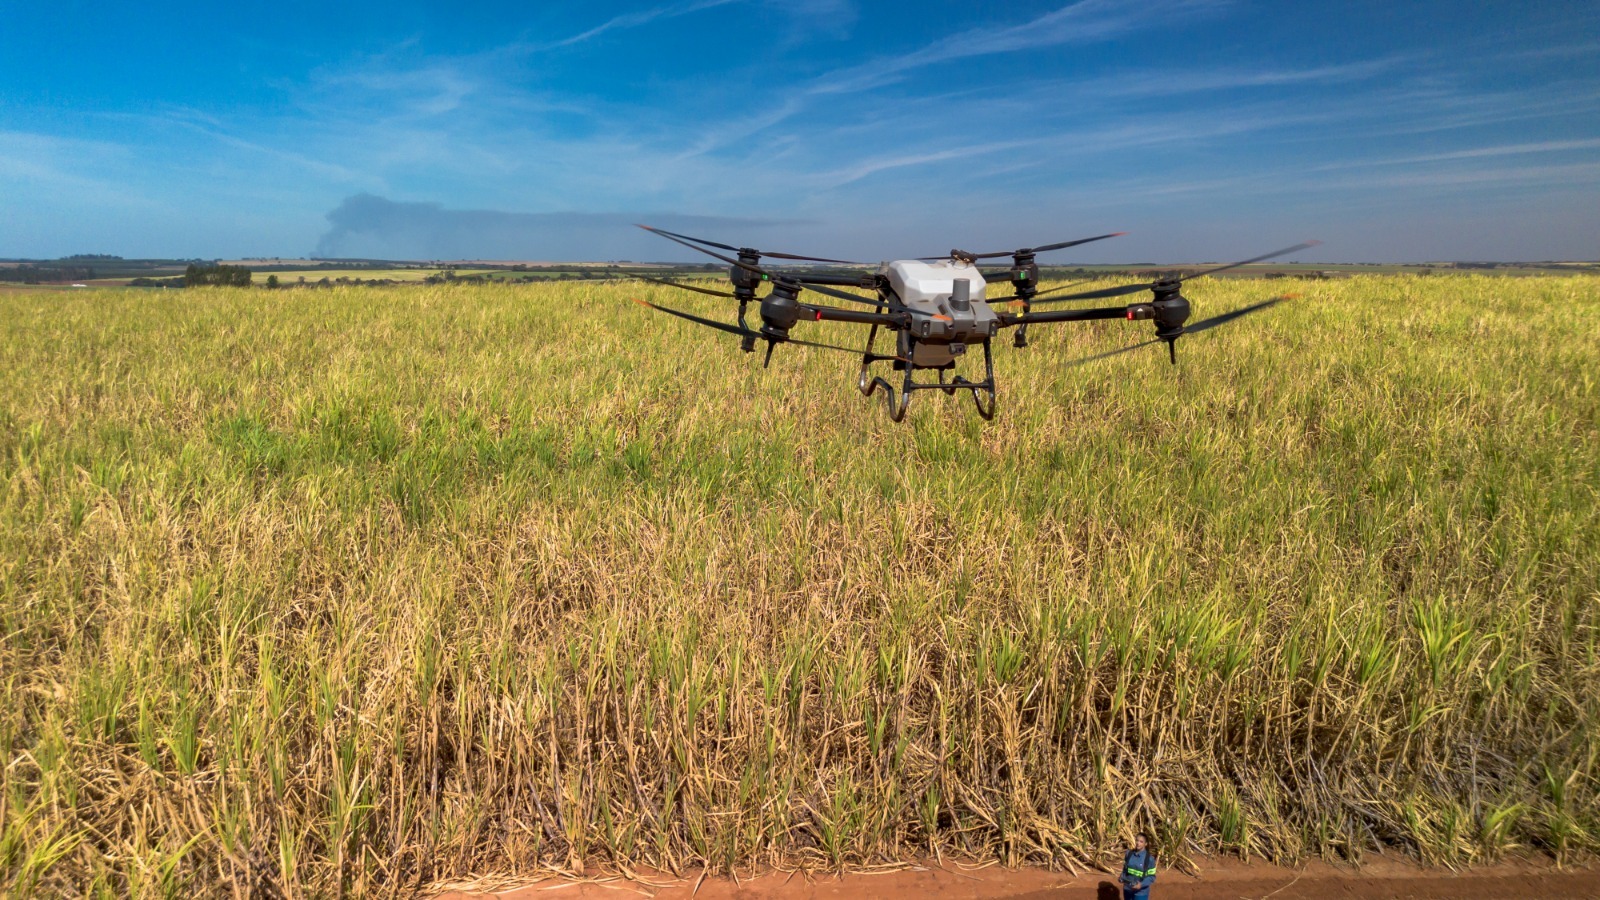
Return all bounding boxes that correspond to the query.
[879,259,1001,368]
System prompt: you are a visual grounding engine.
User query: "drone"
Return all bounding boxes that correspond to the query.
[632,224,1318,422]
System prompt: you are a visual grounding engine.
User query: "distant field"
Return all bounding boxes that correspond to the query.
[253,268,500,282]
[247,268,686,284]
[0,270,613,289]
[1,275,1597,896]
[2,260,1594,292]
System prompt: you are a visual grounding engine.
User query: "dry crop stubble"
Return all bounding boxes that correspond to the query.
[0,274,1597,896]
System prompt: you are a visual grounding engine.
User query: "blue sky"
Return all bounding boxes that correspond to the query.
[2,0,1597,262]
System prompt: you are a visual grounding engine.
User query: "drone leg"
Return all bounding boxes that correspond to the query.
[737,298,756,353]
[972,390,997,420]
[973,340,998,420]
[862,371,910,421]
[865,335,914,422]
[885,365,913,422]
[1013,298,1032,348]
[858,324,880,396]
[939,368,956,396]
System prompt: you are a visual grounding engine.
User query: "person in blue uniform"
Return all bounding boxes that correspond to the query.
[1119,832,1157,900]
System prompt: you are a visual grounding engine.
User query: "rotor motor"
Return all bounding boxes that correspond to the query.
[729,250,764,293]
[1151,282,1190,337]
[1006,252,1041,295]
[759,282,803,340]
[1120,283,1191,361]
[731,250,765,352]
[1006,251,1041,347]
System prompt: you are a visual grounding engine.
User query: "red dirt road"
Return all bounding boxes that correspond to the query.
[435,855,1597,899]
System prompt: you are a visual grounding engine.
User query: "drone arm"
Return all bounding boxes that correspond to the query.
[999,304,1134,327]
[800,303,906,326]
[792,273,878,289]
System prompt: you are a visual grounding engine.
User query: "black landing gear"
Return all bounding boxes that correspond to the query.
[857,326,997,422]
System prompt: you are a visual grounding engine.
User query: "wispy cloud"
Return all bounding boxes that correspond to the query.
[1312,138,1600,171]
[809,0,1230,96]
[132,110,371,185]
[311,59,483,118]
[1316,161,1600,191]
[1053,151,1600,211]
[223,32,1590,225]
[673,0,1234,159]
[1332,84,1600,139]
[313,193,795,259]
[816,140,1035,187]
[1493,39,1600,62]
[6,0,1595,261]
[1092,56,1407,98]
[549,0,743,48]
[0,131,139,197]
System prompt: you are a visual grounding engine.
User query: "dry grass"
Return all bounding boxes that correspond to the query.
[1,274,1597,896]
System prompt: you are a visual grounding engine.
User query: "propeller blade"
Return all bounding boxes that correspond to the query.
[640,225,888,309]
[641,225,862,264]
[640,225,741,254]
[640,224,769,277]
[762,250,866,264]
[1019,276,1106,298]
[1004,239,1321,305]
[1028,281,1158,303]
[633,300,898,360]
[1063,339,1162,368]
[632,274,737,299]
[925,231,1126,261]
[633,298,754,338]
[786,335,888,357]
[793,279,892,310]
[1028,231,1128,254]
[1058,295,1295,368]
[1181,295,1294,335]
[1179,241,1321,282]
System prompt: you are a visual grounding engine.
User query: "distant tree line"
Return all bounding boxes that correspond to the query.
[109,263,714,290]
[0,264,97,283]
[185,264,252,287]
